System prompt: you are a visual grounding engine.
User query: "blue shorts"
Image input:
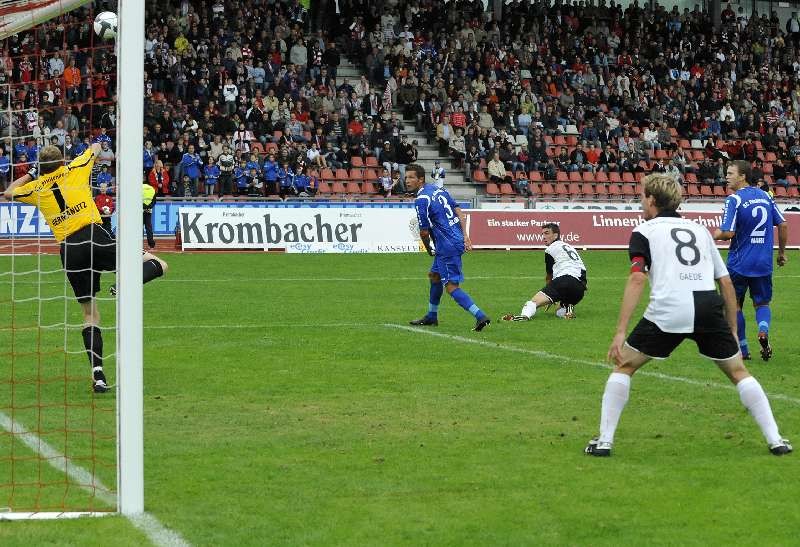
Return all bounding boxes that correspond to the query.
[431,255,464,284]
[730,271,772,305]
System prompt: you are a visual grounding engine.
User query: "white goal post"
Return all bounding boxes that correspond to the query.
[0,0,145,518]
[116,0,146,516]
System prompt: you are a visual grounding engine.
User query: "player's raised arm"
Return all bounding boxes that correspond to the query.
[2,161,40,200]
[3,174,31,200]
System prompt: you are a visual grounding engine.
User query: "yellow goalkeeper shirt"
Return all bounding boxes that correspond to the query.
[12,149,101,242]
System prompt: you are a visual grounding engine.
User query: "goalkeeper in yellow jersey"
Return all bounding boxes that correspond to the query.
[3,143,169,393]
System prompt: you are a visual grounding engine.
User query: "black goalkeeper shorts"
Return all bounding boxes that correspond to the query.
[60,223,116,303]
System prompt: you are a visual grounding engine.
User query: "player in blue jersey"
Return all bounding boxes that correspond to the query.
[405,164,490,331]
[713,160,788,361]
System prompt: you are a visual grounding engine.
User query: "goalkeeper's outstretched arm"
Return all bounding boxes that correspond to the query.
[3,170,36,200]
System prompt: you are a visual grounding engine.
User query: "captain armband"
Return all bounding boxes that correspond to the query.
[630,255,648,274]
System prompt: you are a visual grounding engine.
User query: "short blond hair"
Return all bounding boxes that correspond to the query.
[643,173,683,212]
[38,145,64,175]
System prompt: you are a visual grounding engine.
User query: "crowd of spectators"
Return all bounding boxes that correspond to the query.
[2,0,800,201]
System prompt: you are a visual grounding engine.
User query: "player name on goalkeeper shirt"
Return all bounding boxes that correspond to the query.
[178,206,421,252]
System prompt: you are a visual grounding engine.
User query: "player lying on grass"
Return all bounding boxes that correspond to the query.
[4,143,169,393]
[586,174,791,457]
[404,163,490,332]
[502,223,587,321]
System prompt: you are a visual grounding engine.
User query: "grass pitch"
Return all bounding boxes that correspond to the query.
[1,250,800,546]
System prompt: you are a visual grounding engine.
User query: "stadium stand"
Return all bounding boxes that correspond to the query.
[1,0,800,204]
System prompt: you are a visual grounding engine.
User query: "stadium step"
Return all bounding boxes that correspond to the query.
[329,59,475,200]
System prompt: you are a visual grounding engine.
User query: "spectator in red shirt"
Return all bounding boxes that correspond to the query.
[450,105,466,129]
[94,183,115,233]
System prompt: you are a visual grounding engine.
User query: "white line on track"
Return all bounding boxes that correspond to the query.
[0,412,191,547]
[383,323,800,406]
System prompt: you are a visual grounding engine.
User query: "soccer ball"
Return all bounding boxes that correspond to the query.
[94,12,117,41]
[101,206,111,215]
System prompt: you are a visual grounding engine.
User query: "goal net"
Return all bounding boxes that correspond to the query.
[0,0,143,518]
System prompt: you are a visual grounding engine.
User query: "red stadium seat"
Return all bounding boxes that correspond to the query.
[582,171,595,182]
[345,182,362,194]
[350,156,364,167]
[621,183,637,198]
[622,172,635,183]
[773,186,788,198]
[528,171,543,182]
[320,168,334,182]
[555,183,570,198]
[350,168,364,182]
[595,183,609,199]
[607,184,621,198]
[609,172,622,183]
[539,183,556,196]
[569,171,582,182]
[472,170,488,183]
[499,183,516,195]
[700,185,714,197]
[365,156,379,167]
[595,171,609,182]
[485,183,500,195]
[556,171,569,182]
[330,182,347,194]
[317,181,332,194]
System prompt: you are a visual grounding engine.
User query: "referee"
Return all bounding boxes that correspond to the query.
[4,143,169,393]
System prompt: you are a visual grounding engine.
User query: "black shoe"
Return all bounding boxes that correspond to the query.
[409,316,438,326]
[769,439,793,456]
[585,437,612,457]
[109,284,117,296]
[759,332,772,361]
[473,317,491,331]
[742,352,752,360]
[93,380,109,393]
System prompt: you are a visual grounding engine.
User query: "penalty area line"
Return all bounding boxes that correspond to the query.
[383,324,800,406]
[0,412,191,546]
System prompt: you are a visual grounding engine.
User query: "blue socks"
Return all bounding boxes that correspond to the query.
[755,305,771,334]
[426,281,443,319]
[450,288,486,320]
[737,310,749,356]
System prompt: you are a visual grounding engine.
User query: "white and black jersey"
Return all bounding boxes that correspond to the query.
[541,239,587,306]
[545,239,587,284]
[629,212,728,333]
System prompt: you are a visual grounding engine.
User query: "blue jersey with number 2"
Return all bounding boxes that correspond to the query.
[415,183,464,257]
[720,186,785,276]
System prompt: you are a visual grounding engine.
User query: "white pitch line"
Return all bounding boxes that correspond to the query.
[0,411,191,547]
[384,323,800,406]
[3,274,800,285]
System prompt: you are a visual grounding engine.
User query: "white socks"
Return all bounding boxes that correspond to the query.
[521,300,537,319]
[737,376,782,445]
[598,372,631,444]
